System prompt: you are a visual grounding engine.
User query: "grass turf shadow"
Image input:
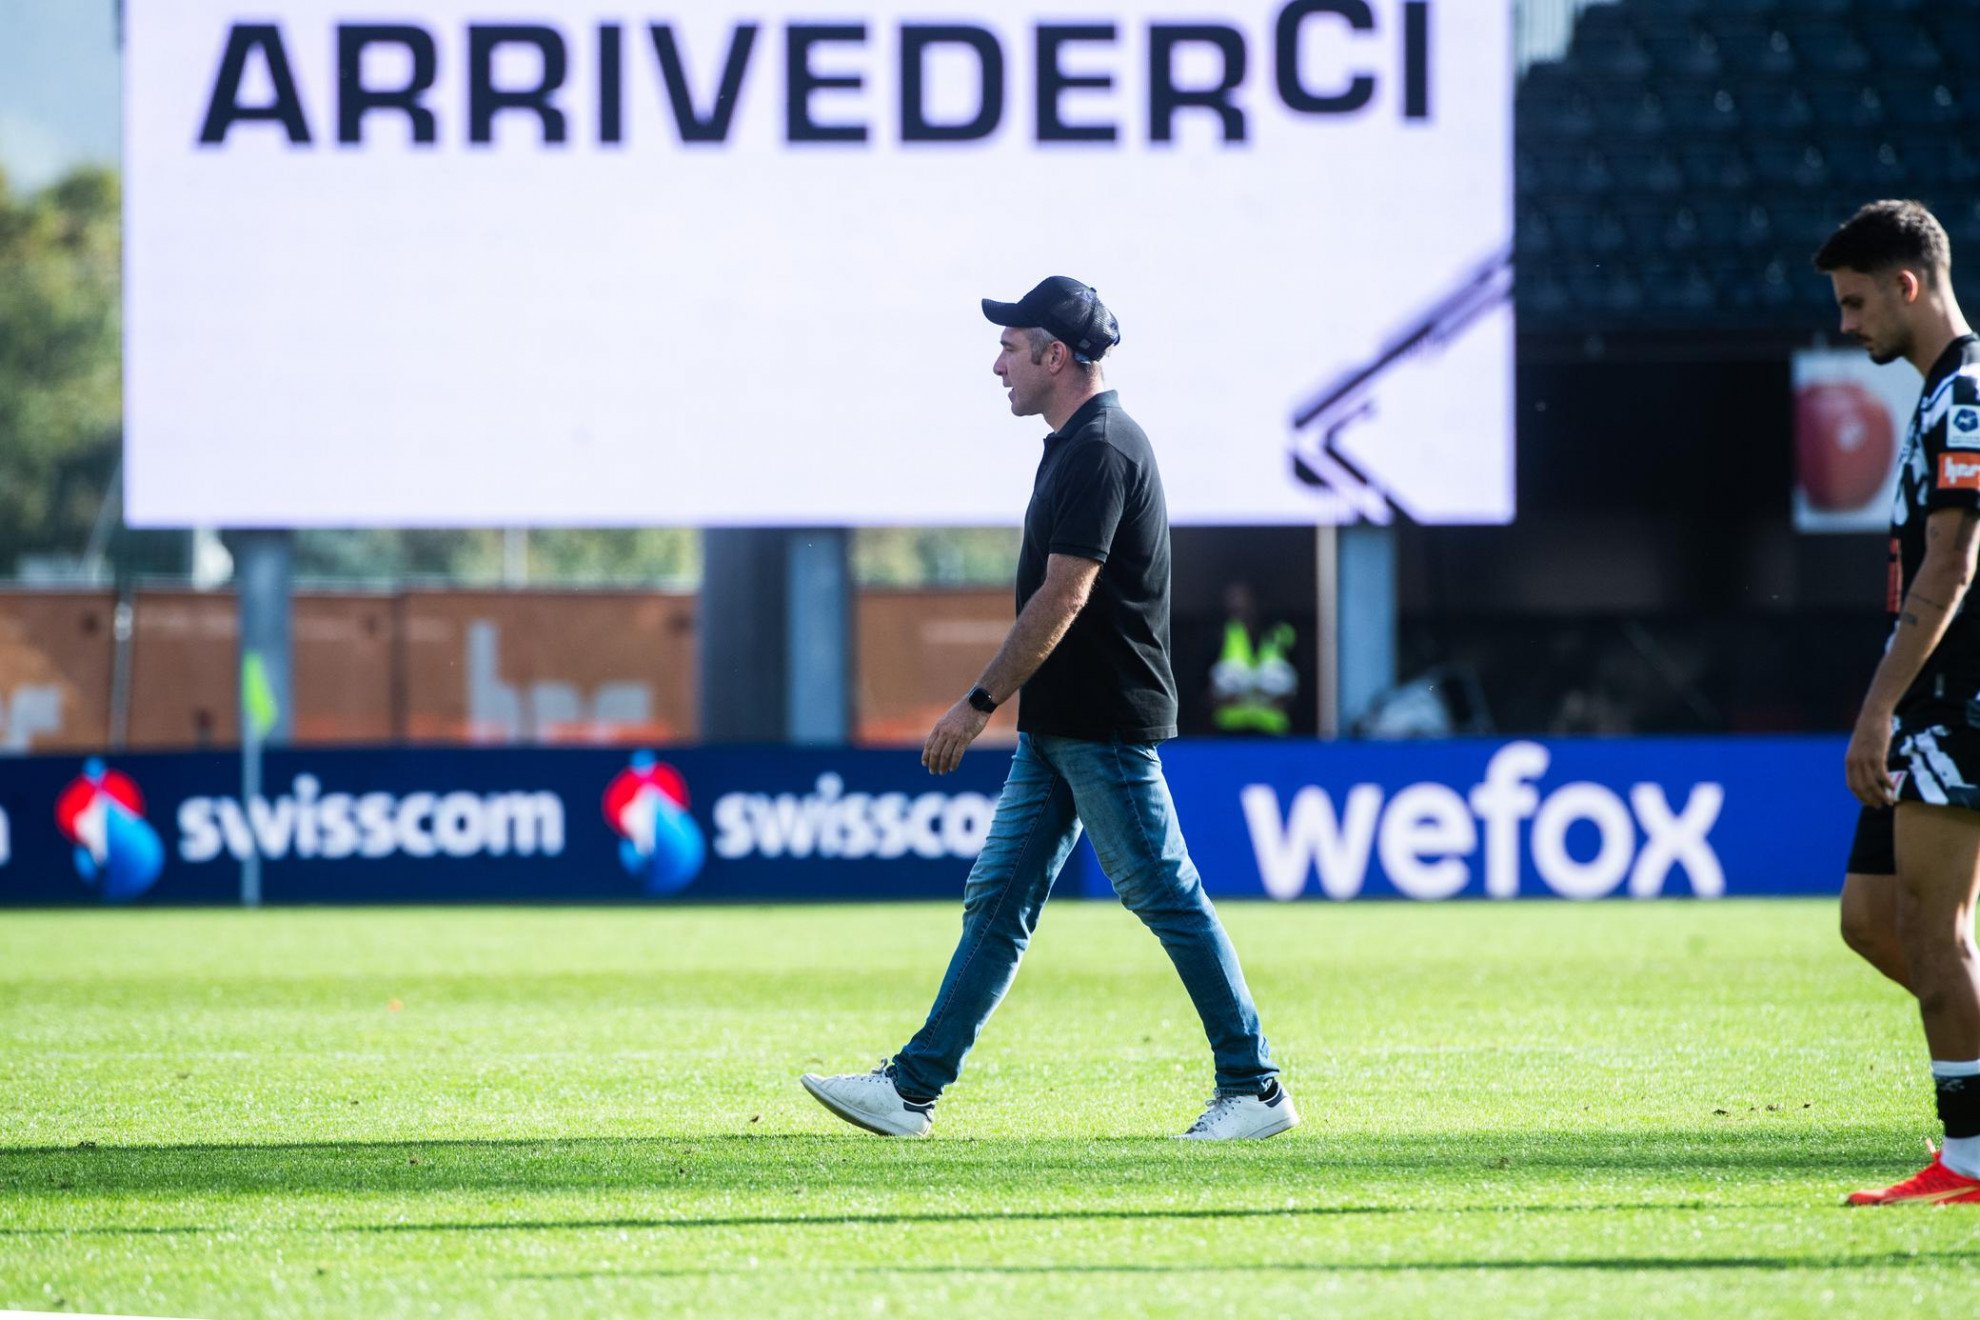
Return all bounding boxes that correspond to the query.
[0,1128,1907,1194]
[0,1127,1916,1221]
[1,1201,1736,1240]
[508,1251,1980,1282]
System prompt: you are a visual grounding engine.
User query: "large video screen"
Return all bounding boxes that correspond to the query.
[125,0,1512,527]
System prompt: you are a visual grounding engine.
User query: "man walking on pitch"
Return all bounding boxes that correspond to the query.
[1818,201,1980,1205]
[800,278,1295,1140]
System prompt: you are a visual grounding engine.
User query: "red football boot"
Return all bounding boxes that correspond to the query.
[1847,1149,1980,1206]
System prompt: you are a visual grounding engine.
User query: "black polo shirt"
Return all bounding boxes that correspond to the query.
[1015,390,1179,742]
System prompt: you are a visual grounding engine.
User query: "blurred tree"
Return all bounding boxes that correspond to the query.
[294,529,500,584]
[293,527,701,586]
[525,529,700,585]
[853,527,1019,587]
[0,165,122,571]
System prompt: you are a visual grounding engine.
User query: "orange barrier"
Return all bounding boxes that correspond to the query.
[855,588,1019,748]
[0,587,1023,751]
[0,589,697,751]
[0,593,115,751]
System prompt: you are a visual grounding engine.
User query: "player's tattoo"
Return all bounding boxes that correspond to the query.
[1926,511,1980,546]
[1903,610,1922,627]
[1911,591,1949,611]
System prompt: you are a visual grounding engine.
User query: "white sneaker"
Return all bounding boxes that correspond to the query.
[1176,1084,1300,1140]
[800,1062,934,1137]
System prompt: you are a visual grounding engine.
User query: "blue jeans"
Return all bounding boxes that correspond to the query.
[891,733,1277,1101]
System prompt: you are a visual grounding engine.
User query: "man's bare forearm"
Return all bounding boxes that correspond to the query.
[1861,555,1975,721]
[975,584,1087,703]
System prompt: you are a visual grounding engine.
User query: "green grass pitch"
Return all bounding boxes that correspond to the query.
[2,899,1977,1317]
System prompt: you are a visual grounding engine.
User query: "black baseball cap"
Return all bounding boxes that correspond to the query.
[981,276,1120,363]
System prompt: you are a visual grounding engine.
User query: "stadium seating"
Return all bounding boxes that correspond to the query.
[1517,0,1980,329]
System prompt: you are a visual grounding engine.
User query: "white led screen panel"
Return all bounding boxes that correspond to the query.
[125,0,1512,526]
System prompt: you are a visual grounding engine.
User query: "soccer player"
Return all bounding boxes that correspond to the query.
[799,278,1296,1139]
[1817,200,1980,1205]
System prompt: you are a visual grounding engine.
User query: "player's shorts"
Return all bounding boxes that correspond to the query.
[1893,718,1980,811]
[1847,806,1894,876]
[1846,714,1980,876]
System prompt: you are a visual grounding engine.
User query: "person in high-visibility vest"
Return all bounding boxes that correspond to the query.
[1211,582,1297,735]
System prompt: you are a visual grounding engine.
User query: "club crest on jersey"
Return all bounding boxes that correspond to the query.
[1953,405,1980,448]
[1938,452,1980,491]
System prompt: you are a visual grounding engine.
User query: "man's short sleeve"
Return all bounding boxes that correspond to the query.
[1928,369,1980,512]
[1047,441,1129,564]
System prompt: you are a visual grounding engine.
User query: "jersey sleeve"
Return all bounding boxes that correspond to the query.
[1926,368,1980,512]
[1046,441,1129,564]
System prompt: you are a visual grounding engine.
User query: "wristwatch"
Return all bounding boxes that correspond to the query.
[966,686,998,714]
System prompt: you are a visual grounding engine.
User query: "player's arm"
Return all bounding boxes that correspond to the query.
[921,554,1101,775]
[1847,506,1980,806]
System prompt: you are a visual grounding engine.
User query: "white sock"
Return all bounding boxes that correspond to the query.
[1931,1060,1980,1178]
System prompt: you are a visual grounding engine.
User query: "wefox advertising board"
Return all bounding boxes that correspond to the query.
[1,739,1851,906]
[124,1,1512,528]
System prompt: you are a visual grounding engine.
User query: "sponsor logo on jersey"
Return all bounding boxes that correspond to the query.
[1939,453,1980,491]
[1953,405,1980,445]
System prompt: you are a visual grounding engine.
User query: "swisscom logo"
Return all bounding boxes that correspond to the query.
[603,752,706,896]
[55,759,167,902]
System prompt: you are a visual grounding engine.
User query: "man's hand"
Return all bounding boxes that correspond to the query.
[922,699,990,776]
[1845,709,1898,808]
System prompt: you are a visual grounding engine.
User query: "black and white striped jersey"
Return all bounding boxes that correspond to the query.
[1890,332,1980,714]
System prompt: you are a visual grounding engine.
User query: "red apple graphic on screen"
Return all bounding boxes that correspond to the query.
[1796,380,1895,512]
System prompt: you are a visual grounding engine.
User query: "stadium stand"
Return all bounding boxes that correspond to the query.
[1516,0,1980,330]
